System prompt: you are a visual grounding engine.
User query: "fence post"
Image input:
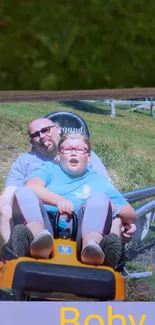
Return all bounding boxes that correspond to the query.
[110,100,116,118]
[150,97,155,117]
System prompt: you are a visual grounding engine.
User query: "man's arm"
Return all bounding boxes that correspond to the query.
[89,151,111,180]
[5,154,27,189]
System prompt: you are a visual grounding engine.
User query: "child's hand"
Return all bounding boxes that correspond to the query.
[56,198,74,215]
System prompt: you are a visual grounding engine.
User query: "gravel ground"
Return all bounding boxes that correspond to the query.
[132,245,155,267]
[125,238,155,301]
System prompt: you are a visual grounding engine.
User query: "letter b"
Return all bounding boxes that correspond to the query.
[60,307,80,325]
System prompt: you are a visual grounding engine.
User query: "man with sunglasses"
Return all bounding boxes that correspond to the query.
[0,117,111,252]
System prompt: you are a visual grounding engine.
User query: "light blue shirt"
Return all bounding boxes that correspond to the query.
[28,162,128,214]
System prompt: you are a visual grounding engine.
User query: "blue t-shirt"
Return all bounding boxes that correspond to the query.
[28,162,128,214]
[5,150,110,188]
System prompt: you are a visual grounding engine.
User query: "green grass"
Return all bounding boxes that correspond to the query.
[1,100,155,301]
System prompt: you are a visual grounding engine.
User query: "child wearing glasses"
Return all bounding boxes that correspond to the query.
[9,133,136,266]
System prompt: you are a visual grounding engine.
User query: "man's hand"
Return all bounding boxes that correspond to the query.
[121,223,137,243]
[56,198,74,215]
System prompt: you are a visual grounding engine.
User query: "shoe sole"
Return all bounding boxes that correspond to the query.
[99,233,124,268]
[9,224,34,257]
[81,242,105,265]
[30,231,53,259]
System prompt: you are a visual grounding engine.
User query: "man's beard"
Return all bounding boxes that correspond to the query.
[35,141,58,157]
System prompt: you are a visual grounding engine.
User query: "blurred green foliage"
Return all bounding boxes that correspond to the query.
[1,0,155,90]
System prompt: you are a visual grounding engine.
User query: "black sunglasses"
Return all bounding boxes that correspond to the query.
[29,125,56,140]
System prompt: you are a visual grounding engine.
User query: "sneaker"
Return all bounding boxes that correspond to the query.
[81,240,105,265]
[30,229,54,259]
[9,224,34,257]
[99,233,124,269]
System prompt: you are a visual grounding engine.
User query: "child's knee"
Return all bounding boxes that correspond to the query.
[87,192,110,208]
[15,187,37,200]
